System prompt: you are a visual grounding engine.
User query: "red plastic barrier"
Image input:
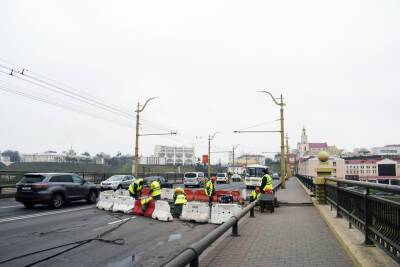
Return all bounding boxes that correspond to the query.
[194,189,209,202]
[231,190,241,202]
[133,198,155,217]
[141,188,150,196]
[184,189,194,201]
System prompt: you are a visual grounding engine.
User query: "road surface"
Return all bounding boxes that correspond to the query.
[0,181,264,267]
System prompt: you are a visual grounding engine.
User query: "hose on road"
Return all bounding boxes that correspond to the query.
[0,214,131,266]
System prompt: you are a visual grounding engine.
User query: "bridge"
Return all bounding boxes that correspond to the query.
[0,164,399,266]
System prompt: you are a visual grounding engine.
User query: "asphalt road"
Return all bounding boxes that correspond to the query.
[0,181,257,267]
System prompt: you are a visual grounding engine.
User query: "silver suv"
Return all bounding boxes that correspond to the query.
[183,172,205,188]
[100,175,135,191]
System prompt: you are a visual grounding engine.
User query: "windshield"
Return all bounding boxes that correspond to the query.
[184,173,197,178]
[246,168,266,177]
[106,175,124,181]
[20,175,46,183]
[217,173,225,177]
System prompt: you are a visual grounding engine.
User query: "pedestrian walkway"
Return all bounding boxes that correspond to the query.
[200,178,354,267]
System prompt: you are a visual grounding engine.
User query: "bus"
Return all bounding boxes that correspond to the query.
[244,164,269,189]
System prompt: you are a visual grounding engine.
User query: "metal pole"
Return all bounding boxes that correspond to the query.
[279,95,286,189]
[208,134,211,179]
[134,102,140,178]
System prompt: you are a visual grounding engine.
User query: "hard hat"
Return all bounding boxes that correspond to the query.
[136,178,144,185]
[175,187,183,193]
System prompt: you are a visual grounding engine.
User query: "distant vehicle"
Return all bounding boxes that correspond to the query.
[144,176,173,188]
[272,173,280,180]
[183,172,206,188]
[15,173,98,209]
[231,173,241,182]
[216,173,229,183]
[244,165,269,189]
[100,175,135,191]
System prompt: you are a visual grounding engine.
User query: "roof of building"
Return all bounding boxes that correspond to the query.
[384,144,400,147]
[309,143,328,149]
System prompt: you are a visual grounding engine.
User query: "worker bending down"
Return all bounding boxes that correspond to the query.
[129,178,144,199]
[172,187,187,217]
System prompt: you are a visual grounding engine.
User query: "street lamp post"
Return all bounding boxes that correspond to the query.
[258,91,286,189]
[232,144,239,171]
[208,132,218,178]
[286,134,292,178]
[133,97,158,178]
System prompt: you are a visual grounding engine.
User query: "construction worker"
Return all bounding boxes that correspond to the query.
[173,187,187,217]
[150,179,161,200]
[250,187,261,202]
[129,178,144,199]
[205,176,216,206]
[140,196,153,213]
[260,169,273,193]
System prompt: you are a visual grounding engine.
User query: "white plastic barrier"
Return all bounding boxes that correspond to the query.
[210,203,242,224]
[115,189,130,196]
[96,191,115,211]
[161,188,174,201]
[180,202,210,223]
[152,200,173,222]
[112,196,135,214]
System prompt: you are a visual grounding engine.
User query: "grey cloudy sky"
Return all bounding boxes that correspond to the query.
[0,0,399,162]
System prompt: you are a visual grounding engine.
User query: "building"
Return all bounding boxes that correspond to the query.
[139,156,166,165]
[297,127,341,157]
[344,158,400,185]
[231,154,266,166]
[371,145,400,156]
[22,148,91,163]
[154,145,196,165]
[297,155,345,179]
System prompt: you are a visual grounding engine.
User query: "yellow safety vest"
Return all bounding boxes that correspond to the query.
[251,190,260,200]
[129,182,142,195]
[175,193,187,205]
[150,180,161,197]
[262,174,273,192]
[204,181,215,196]
[140,196,153,205]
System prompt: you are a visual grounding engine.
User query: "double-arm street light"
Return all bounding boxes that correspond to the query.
[208,132,218,178]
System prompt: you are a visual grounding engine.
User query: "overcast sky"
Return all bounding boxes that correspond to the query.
[0,0,399,162]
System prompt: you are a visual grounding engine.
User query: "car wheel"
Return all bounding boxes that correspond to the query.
[23,202,34,208]
[87,190,97,204]
[117,185,123,190]
[50,193,63,209]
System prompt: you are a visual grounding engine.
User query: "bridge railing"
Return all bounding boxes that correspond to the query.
[297,175,400,263]
[163,182,281,267]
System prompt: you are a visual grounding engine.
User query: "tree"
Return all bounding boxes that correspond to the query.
[1,150,21,162]
[81,152,90,157]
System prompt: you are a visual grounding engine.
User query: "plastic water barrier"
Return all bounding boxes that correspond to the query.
[96,191,115,211]
[180,202,210,223]
[184,189,194,201]
[152,200,173,222]
[112,196,135,213]
[133,198,155,217]
[161,188,174,201]
[210,203,242,224]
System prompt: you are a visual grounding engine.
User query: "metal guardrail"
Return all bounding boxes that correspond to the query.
[297,175,400,263]
[163,182,281,267]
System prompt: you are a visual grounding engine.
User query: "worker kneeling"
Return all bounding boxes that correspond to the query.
[150,179,161,200]
[250,187,261,203]
[172,187,187,218]
[140,196,153,213]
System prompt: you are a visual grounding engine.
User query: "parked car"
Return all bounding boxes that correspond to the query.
[231,173,241,182]
[100,175,135,191]
[15,173,99,209]
[143,176,173,188]
[216,173,229,183]
[183,172,206,188]
[272,172,280,180]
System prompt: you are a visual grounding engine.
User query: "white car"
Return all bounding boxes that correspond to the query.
[100,175,135,191]
[231,173,241,182]
[183,172,206,188]
[216,173,229,183]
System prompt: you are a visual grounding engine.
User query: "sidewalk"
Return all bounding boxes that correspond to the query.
[200,178,355,267]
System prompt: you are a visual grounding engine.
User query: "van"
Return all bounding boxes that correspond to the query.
[183,172,205,188]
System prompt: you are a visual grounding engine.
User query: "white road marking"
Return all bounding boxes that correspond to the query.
[0,205,94,223]
[107,217,135,225]
[0,205,23,209]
